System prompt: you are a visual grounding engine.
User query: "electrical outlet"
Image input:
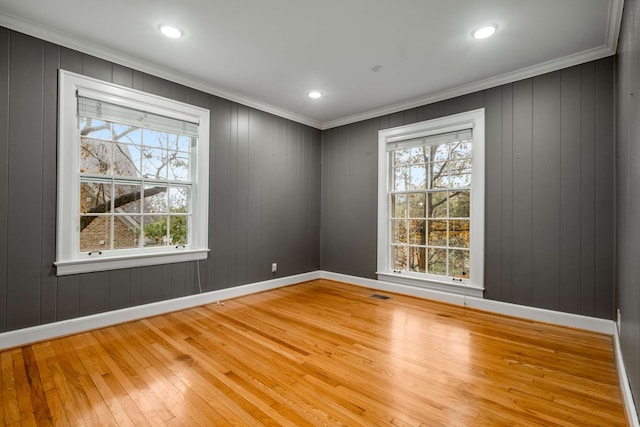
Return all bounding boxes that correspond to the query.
[272,262,277,273]
[617,309,622,335]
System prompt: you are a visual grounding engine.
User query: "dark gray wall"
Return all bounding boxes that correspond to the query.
[322,58,615,319]
[0,27,321,333]
[616,0,640,414]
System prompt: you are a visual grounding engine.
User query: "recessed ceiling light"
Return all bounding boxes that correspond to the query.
[160,25,183,39]
[308,91,322,99]
[473,25,497,40]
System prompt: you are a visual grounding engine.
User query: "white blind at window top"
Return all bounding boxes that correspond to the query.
[78,96,199,138]
[386,128,472,152]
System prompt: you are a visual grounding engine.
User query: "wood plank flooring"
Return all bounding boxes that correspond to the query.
[0,279,627,426]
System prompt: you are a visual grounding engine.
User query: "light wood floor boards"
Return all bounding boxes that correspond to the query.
[0,279,627,426]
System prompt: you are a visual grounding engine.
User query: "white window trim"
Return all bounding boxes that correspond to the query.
[376,109,485,298]
[55,70,210,276]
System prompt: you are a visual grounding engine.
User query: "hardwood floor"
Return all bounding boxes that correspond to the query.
[0,279,627,426]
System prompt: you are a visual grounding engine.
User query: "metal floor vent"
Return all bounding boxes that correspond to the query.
[370,294,391,300]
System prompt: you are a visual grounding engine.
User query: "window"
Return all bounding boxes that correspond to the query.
[56,70,210,275]
[377,109,484,297]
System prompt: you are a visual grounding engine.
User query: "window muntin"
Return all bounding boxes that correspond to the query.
[56,70,210,275]
[377,109,484,297]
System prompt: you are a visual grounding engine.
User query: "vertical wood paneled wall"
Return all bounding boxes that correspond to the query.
[321,58,615,319]
[0,28,321,333]
[615,0,640,414]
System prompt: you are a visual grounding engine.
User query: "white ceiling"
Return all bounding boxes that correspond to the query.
[0,0,623,129]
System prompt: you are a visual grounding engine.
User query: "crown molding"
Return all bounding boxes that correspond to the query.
[0,0,624,131]
[0,12,323,129]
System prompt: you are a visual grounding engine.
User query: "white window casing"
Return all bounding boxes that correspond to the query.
[377,109,485,297]
[56,70,210,275]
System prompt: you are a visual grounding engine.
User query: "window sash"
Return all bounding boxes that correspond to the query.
[77,98,195,255]
[388,188,472,280]
[78,175,193,252]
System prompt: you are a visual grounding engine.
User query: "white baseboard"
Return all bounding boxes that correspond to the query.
[1,269,612,351]
[0,271,320,350]
[319,271,614,334]
[614,324,640,427]
[0,268,616,343]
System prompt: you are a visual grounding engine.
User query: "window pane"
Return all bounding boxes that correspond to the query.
[409,247,426,272]
[167,151,190,182]
[427,248,446,276]
[114,215,140,249]
[394,149,411,167]
[113,124,141,144]
[430,162,449,189]
[409,193,425,218]
[450,140,472,159]
[449,191,470,218]
[144,186,168,213]
[80,216,111,252]
[80,182,112,214]
[173,135,191,152]
[427,220,447,246]
[80,138,111,175]
[142,147,168,179]
[143,215,168,247]
[409,165,426,189]
[427,191,447,218]
[169,186,190,213]
[410,146,428,163]
[112,143,141,178]
[80,118,111,140]
[391,194,407,218]
[431,143,449,161]
[392,220,408,244]
[393,167,408,191]
[449,159,472,188]
[409,220,426,245]
[449,220,470,248]
[452,173,471,188]
[449,249,470,279]
[392,246,407,271]
[169,215,188,245]
[142,129,168,148]
[113,184,142,214]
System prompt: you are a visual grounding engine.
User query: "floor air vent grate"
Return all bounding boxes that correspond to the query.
[370,294,390,300]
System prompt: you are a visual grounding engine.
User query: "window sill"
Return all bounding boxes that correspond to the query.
[55,249,209,276]
[376,271,484,298]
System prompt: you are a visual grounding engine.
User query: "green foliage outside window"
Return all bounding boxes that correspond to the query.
[144,215,188,245]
